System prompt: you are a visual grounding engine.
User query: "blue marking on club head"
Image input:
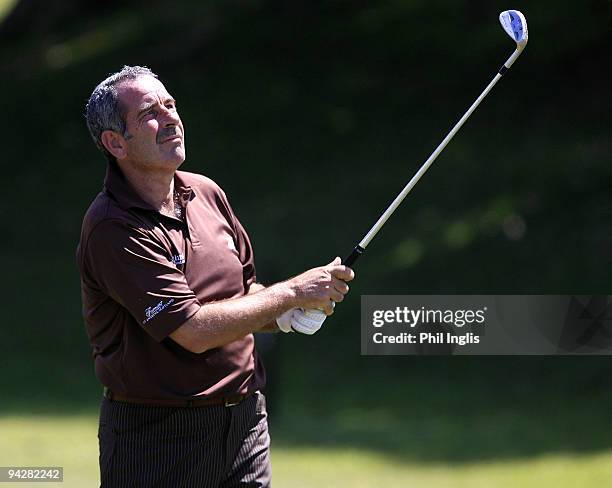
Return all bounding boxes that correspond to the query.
[509,11,523,41]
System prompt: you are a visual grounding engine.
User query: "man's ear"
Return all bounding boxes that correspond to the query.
[100,130,127,160]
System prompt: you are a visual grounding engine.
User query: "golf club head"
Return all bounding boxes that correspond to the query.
[499,10,528,51]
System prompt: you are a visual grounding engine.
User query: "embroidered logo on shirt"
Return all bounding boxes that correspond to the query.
[225,234,237,253]
[171,254,185,265]
[143,299,175,324]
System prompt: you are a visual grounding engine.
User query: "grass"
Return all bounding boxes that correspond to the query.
[2,415,612,487]
[0,415,98,487]
[272,449,612,488]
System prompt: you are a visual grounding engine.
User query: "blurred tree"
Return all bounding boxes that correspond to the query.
[0,0,139,41]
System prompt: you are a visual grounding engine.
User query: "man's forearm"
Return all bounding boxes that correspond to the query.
[248,283,282,333]
[170,258,354,353]
[170,281,293,352]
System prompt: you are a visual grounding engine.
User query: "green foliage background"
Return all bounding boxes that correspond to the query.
[1,0,612,475]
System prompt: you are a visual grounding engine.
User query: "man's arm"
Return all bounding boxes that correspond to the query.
[247,283,281,333]
[169,258,354,353]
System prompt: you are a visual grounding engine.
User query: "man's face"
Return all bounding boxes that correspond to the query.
[116,76,186,170]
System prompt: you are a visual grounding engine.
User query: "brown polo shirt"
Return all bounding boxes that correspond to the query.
[76,163,265,400]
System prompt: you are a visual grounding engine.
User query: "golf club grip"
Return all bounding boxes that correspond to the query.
[342,245,365,267]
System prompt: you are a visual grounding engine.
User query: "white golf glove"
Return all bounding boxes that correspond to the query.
[276,308,296,333]
[276,307,330,335]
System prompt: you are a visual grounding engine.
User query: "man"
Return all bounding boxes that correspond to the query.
[77,65,354,487]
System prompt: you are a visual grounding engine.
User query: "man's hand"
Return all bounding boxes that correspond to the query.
[276,258,355,335]
[287,257,354,315]
[275,308,296,333]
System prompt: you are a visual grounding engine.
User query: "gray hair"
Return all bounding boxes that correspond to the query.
[85,65,158,162]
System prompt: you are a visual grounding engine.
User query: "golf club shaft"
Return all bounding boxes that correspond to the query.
[342,48,522,268]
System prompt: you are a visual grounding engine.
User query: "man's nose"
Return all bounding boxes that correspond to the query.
[161,107,180,127]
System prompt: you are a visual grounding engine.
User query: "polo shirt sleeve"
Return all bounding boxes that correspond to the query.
[84,219,201,342]
[233,217,257,290]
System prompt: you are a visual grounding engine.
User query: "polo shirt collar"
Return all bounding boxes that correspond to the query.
[103,162,194,212]
[174,172,195,207]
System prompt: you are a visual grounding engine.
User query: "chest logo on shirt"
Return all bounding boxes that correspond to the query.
[225,234,238,253]
[171,254,185,265]
[143,298,175,324]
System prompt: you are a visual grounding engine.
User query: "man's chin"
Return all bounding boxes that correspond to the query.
[126,149,186,172]
[166,148,186,168]
[174,151,186,167]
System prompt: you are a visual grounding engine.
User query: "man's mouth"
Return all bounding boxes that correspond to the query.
[159,135,182,144]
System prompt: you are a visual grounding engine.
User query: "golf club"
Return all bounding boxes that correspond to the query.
[291,10,529,334]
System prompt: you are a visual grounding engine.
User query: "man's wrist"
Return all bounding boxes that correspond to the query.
[272,280,300,310]
[247,281,297,315]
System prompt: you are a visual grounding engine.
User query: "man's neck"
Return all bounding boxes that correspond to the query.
[118,161,176,216]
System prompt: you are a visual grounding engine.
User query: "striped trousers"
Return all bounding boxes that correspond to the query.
[98,391,271,487]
